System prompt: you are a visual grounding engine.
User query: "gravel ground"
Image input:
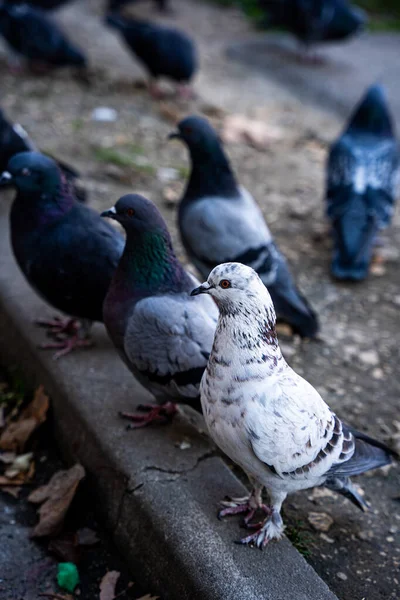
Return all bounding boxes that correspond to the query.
[0,1,399,599]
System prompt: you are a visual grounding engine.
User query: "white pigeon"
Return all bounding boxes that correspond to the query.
[191,262,394,548]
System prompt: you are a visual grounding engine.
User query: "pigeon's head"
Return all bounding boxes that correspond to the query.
[348,84,394,137]
[169,115,222,157]
[192,262,275,315]
[101,194,169,237]
[0,152,61,194]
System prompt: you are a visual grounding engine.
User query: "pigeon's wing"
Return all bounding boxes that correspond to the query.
[124,292,217,400]
[10,9,63,58]
[179,189,275,278]
[244,374,353,479]
[265,244,319,338]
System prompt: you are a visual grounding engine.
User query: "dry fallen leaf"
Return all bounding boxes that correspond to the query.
[308,511,334,532]
[5,452,33,478]
[48,532,80,564]
[0,460,35,486]
[99,570,120,600]
[221,114,284,150]
[136,595,160,600]
[1,485,21,498]
[0,386,49,452]
[28,463,85,537]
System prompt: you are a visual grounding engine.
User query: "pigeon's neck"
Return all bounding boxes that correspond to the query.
[349,102,393,137]
[114,230,188,297]
[184,146,239,201]
[13,179,75,229]
[209,302,285,381]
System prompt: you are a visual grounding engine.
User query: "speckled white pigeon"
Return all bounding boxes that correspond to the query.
[191,262,394,548]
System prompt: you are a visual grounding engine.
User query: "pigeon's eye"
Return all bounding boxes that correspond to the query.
[219,279,231,289]
[126,208,135,217]
[21,167,31,176]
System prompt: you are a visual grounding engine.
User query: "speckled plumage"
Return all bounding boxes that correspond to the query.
[326,84,399,280]
[173,115,319,338]
[102,194,218,411]
[196,263,393,546]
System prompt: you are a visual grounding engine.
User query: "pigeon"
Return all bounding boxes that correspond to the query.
[105,13,197,98]
[326,84,399,281]
[0,107,87,202]
[258,0,366,59]
[0,3,86,71]
[192,262,395,548]
[101,193,218,427]
[108,0,169,12]
[170,115,319,339]
[0,151,124,358]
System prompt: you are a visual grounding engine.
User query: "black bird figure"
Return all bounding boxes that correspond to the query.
[1,152,124,358]
[326,84,399,281]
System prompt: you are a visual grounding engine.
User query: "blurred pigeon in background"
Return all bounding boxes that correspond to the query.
[101,194,218,427]
[258,0,367,60]
[105,13,197,98]
[1,151,124,358]
[194,262,395,547]
[326,84,399,281]
[0,3,86,71]
[0,107,87,202]
[108,0,169,12]
[6,0,74,10]
[170,115,319,338]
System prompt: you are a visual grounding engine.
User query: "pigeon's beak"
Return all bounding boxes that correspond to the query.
[168,130,181,141]
[100,206,117,220]
[191,283,211,296]
[0,171,13,187]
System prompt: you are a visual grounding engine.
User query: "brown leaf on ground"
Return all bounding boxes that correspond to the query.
[221,114,284,150]
[99,570,120,600]
[1,485,21,498]
[308,511,334,532]
[4,452,33,478]
[0,386,49,452]
[0,460,35,486]
[136,595,160,600]
[28,463,85,537]
[48,532,80,564]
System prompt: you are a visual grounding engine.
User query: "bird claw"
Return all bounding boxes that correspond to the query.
[39,336,93,360]
[35,316,79,339]
[119,402,178,428]
[217,495,271,527]
[235,528,271,550]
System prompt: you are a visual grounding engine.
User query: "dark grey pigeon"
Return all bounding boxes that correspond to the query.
[105,13,197,98]
[108,0,169,12]
[258,0,366,59]
[0,107,87,202]
[1,152,124,358]
[170,115,319,339]
[0,3,86,71]
[101,194,217,427]
[326,84,399,281]
[7,0,74,10]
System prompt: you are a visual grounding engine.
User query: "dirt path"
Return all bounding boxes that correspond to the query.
[0,1,399,599]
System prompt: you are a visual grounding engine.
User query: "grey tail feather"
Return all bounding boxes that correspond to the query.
[325,477,369,512]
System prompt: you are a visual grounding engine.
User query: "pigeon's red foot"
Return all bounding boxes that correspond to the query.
[218,491,270,527]
[36,316,80,338]
[236,510,284,549]
[39,335,93,360]
[119,401,178,428]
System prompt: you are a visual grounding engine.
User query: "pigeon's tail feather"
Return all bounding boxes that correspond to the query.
[270,285,319,338]
[331,194,378,282]
[329,426,395,479]
[325,477,369,512]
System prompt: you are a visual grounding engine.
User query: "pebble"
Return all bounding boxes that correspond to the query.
[91,107,118,122]
[157,167,179,183]
[320,533,335,544]
[336,572,348,581]
[372,368,384,380]
[359,350,380,366]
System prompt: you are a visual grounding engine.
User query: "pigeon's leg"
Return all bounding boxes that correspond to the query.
[37,318,93,359]
[218,479,270,525]
[119,401,178,428]
[177,83,196,101]
[236,491,286,549]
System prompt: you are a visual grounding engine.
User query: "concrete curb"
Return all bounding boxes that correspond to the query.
[0,196,338,600]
